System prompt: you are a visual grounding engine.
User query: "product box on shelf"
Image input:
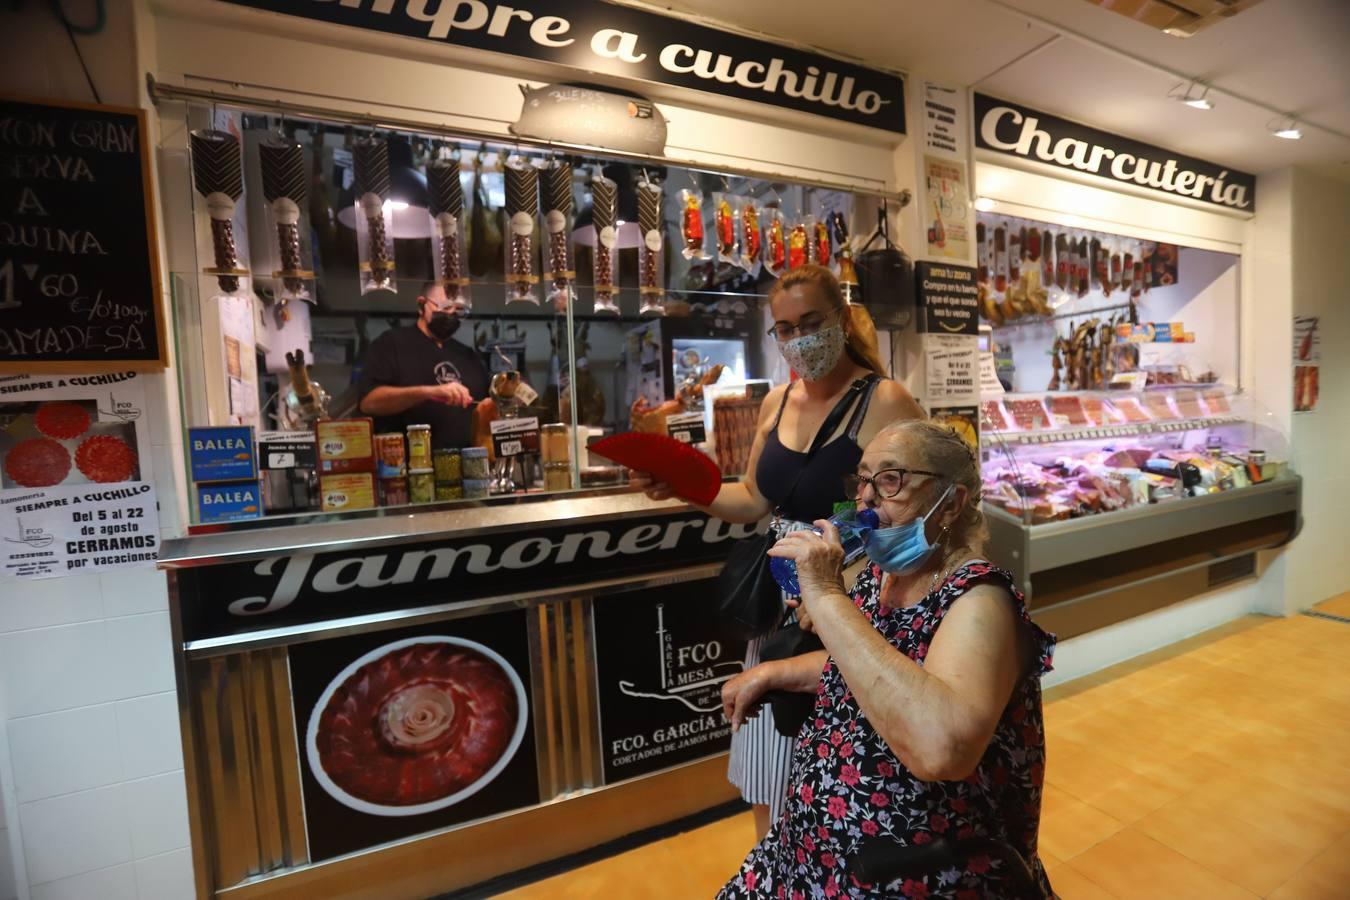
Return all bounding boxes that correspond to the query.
[316,418,375,473]
[188,426,256,483]
[195,479,265,523]
[319,472,377,512]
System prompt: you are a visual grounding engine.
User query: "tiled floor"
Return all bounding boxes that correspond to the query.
[496,598,1350,899]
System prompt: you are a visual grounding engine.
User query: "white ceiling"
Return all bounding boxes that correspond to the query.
[656,0,1350,182]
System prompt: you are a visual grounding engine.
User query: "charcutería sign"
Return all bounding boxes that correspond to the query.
[974,94,1255,213]
[174,511,757,640]
[215,0,905,133]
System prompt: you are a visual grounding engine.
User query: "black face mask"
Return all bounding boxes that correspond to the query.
[427,311,461,340]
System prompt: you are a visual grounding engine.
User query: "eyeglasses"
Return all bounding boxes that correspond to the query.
[843,467,945,500]
[767,306,842,342]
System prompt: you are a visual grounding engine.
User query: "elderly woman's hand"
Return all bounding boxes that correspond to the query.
[767,518,846,599]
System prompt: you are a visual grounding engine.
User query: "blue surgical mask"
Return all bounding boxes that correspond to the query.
[864,483,955,575]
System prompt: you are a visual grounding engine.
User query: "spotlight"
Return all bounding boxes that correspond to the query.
[1170,82,1214,110]
[1269,117,1303,140]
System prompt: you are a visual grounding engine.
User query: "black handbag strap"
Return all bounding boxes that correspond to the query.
[776,374,878,515]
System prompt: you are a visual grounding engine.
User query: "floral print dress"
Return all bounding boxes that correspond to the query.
[718,561,1056,900]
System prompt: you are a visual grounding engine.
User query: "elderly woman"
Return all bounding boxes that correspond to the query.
[718,420,1056,899]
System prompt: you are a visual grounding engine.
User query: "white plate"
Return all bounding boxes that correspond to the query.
[305,635,528,818]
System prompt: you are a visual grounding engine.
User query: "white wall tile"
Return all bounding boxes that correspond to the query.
[101,567,169,618]
[30,863,137,900]
[19,785,131,884]
[118,772,189,859]
[104,613,175,700]
[0,622,113,718]
[115,693,183,780]
[0,827,16,900]
[8,704,123,802]
[134,848,193,900]
[0,574,104,634]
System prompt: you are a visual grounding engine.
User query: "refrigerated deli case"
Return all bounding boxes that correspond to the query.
[980,387,1301,638]
[161,492,758,898]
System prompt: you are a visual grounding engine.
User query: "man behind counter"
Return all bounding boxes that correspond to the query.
[358,281,490,449]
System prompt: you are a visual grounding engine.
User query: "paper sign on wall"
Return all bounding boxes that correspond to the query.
[924,334,978,405]
[0,371,159,579]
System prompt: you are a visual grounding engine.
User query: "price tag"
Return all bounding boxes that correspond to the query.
[665,411,707,444]
[490,416,540,458]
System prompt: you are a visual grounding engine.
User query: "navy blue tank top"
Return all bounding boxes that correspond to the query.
[755,377,880,522]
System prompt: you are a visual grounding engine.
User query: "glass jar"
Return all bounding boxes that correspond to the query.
[462,446,490,480]
[543,461,572,492]
[406,425,432,470]
[379,476,408,506]
[435,483,464,501]
[541,423,569,464]
[408,468,435,504]
[433,448,462,483]
[463,478,490,500]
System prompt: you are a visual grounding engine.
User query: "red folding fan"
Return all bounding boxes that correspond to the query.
[590,432,722,506]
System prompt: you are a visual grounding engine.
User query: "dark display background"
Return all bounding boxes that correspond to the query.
[289,610,539,861]
[593,579,748,784]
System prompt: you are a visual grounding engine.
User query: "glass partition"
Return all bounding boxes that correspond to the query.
[165,104,859,526]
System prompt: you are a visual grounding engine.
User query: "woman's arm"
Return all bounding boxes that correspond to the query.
[629,384,786,524]
[721,650,830,731]
[773,522,1025,782]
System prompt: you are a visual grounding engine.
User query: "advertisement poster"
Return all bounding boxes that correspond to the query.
[593,580,748,785]
[1293,315,1320,413]
[923,333,979,406]
[923,155,970,261]
[289,611,539,862]
[0,371,159,579]
[916,262,980,335]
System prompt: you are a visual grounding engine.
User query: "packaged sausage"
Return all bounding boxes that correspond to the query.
[426,154,470,307]
[542,159,575,312]
[591,174,621,315]
[679,188,707,260]
[788,220,809,270]
[712,191,738,264]
[504,156,540,305]
[740,201,763,272]
[764,206,787,276]
[637,173,666,315]
[350,136,396,295]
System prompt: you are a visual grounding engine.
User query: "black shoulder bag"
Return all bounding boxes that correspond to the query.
[715,377,871,640]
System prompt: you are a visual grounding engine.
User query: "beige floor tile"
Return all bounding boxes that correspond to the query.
[1182,770,1350,855]
[1046,751,1180,824]
[1038,785,1127,861]
[1046,864,1120,899]
[1313,592,1350,617]
[1133,794,1319,896]
[1066,829,1257,899]
[1268,830,1350,900]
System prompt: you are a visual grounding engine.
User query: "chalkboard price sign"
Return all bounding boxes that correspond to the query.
[0,96,167,372]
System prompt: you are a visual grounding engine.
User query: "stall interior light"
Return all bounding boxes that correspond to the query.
[1269,116,1303,140]
[974,196,996,212]
[1170,81,1214,110]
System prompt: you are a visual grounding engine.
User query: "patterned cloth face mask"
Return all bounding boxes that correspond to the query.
[778,322,846,381]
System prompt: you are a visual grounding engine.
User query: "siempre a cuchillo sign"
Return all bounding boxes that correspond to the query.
[216,0,905,133]
[974,94,1255,213]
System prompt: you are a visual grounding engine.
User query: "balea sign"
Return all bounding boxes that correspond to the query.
[974,93,1255,213]
[217,0,906,133]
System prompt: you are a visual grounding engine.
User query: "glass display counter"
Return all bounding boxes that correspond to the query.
[980,387,1301,635]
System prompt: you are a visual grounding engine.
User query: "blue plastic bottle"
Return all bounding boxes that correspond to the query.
[769,508,880,596]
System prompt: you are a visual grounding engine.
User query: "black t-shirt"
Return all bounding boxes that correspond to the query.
[358,325,490,449]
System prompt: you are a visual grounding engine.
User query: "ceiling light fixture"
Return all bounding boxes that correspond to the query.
[1169,81,1214,110]
[974,196,996,212]
[1268,116,1303,140]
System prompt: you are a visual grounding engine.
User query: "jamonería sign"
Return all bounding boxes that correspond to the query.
[974,93,1255,213]
[174,511,757,640]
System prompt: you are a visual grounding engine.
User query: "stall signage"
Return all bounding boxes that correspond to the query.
[917,261,979,335]
[289,611,538,861]
[176,510,759,641]
[2,482,159,579]
[0,97,167,372]
[490,416,539,458]
[974,93,1256,213]
[195,480,263,524]
[216,0,906,134]
[665,411,706,444]
[593,579,747,784]
[923,333,978,406]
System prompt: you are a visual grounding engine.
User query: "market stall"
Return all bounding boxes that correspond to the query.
[147,1,919,895]
[970,94,1301,640]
